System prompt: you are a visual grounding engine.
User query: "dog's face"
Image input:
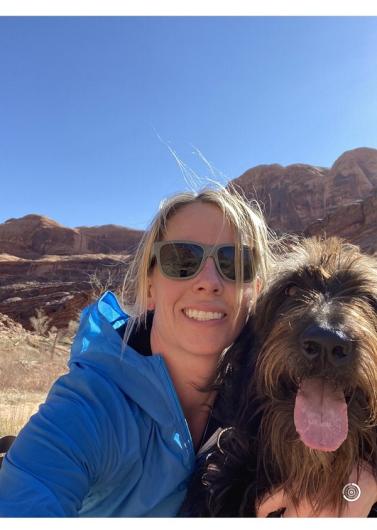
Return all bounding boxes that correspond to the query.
[252,237,377,456]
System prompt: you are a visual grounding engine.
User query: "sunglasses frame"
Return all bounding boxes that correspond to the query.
[151,240,254,282]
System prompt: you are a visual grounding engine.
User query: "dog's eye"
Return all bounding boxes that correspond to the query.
[285,284,299,297]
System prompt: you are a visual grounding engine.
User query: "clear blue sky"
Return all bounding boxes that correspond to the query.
[1,16,376,229]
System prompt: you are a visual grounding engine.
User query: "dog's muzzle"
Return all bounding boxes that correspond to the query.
[300,324,353,367]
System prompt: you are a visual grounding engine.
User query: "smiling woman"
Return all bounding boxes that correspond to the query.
[121,190,271,451]
[144,201,258,448]
[149,204,252,357]
[0,185,273,517]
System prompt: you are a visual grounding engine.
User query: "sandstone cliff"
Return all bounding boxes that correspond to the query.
[231,147,377,237]
[0,214,143,259]
[0,214,142,330]
[304,191,377,254]
[0,253,128,330]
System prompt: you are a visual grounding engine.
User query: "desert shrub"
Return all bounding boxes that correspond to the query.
[29,309,51,336]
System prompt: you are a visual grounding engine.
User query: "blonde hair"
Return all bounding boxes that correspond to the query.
[121,184,275,343]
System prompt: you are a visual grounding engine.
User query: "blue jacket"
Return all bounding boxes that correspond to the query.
[0,292,196,516]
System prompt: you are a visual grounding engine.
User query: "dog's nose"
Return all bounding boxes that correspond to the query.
[300,324,352,366]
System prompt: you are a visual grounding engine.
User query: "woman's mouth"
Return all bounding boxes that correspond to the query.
[183,308,226,322]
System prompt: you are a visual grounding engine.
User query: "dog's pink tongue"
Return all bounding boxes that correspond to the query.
[294,378,348,452]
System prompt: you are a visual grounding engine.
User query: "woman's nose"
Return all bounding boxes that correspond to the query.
[192,257,223,293]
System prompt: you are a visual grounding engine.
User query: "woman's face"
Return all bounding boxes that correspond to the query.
[148,202,254,360]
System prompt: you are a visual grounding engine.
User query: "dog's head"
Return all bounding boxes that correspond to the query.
[252,237,377,455]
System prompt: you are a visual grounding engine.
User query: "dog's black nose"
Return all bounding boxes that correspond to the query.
[300,324,352,366]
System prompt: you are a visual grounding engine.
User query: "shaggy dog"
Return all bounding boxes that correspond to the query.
[184,237,377,517]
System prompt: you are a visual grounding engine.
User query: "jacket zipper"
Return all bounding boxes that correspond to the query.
[158,357,195,464]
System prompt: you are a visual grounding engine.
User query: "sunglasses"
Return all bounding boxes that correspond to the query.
[151,240,254,282]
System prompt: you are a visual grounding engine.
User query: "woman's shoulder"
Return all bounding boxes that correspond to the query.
[60,292,184,428]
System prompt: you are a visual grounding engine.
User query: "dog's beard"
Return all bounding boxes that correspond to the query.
[258,396,361,514]
[253,318,377,515]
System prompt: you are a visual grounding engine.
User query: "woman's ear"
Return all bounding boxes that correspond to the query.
[147,279,155,311]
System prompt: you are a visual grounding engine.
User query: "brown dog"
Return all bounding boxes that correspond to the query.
[185,237,377,517]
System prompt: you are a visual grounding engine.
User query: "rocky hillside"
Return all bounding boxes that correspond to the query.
[0,253,129,330]
[0,216,143,330]
[232,147,377,253]
[0,215,143,259]
[1,146,377,331]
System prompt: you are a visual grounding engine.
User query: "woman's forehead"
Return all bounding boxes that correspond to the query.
[163,202,237,243]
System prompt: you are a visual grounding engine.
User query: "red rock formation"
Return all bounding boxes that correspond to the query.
[0,214,142,330]
[231,147,377,234]
[77,225,142,255]
[0,253,128,330]
[0,215,143,259]
[305,192,377,255]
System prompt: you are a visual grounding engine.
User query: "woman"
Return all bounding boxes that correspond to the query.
[0,186,271,516]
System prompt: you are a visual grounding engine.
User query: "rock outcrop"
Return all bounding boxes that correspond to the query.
[0,214,142,330]
[0,214,143,259]
[231,147,377,235]
[305,191,377,254]
[0,253,128,330]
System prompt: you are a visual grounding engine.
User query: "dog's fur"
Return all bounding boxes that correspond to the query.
[0,435,15,468]
[184,237,377,517]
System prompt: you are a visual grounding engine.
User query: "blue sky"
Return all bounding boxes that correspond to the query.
[0,16,376,229]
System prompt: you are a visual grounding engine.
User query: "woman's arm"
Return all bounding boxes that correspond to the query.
[0,365,114,516]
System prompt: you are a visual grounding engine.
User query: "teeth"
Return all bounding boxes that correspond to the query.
[184,309,225,321]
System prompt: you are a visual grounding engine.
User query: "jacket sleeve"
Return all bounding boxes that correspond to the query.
[0,364,112,517]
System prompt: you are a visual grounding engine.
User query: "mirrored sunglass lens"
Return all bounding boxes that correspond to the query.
[160,243,203,278]
[217,246,236,280]
[217,246,253,281]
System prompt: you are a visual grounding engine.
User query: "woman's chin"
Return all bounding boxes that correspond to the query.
[180,339,228,359]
